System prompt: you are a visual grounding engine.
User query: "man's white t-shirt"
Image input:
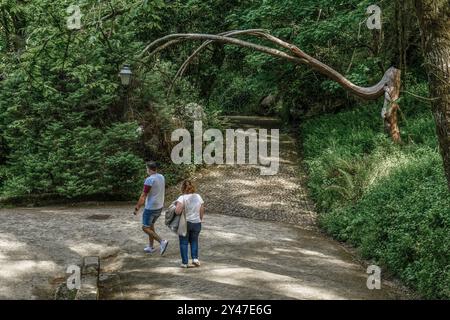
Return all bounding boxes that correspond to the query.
[144,173,165,210]
[176,193,204,223]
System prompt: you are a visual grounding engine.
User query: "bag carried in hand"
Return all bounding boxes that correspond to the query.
[164,196,187,237]
[164,202,179,233]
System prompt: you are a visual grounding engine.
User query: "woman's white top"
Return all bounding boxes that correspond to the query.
[176,193,204,223]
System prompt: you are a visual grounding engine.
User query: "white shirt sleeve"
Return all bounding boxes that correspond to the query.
[144,176,154,186]
[197,194,204,204]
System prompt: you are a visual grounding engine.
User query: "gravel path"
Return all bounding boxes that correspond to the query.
[100,116,406,299]
[190,116,317,228]
[0,116,407,299]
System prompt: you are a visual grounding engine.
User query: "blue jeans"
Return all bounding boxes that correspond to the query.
[179,222,202,264]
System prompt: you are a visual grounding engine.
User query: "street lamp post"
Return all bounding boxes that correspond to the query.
[119,64,133,118]
[119,64,132,86]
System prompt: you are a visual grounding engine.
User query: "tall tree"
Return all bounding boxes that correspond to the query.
[414,0,450,190]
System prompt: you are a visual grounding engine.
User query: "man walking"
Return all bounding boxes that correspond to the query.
[134,161,169,255]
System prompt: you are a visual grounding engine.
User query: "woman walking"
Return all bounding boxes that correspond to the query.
[175,180,205,268]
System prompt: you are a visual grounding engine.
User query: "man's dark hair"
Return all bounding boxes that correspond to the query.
[146,161,158,171]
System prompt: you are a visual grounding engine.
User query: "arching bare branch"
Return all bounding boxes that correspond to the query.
[141,33,304,64]
[142,30,402,142]
[249,31,396,100]
[170,30,273,95]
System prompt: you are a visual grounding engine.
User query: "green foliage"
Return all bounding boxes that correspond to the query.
[209,74,260,115]
[0,0,196,200]
[1,122,143,198]
[302,97,450,299]
[0,0,447,300]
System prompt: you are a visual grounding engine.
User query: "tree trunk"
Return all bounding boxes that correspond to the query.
[383,68,402,143]
[415,0,450,190]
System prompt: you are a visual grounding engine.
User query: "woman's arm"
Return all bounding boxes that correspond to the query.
[200,204,205,221]
[175,200,184,215]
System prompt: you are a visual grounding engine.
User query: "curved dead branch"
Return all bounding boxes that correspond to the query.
[170,30,274,94]
[250,31,397,100]
[141,33,304,64]
[141,30,401,142]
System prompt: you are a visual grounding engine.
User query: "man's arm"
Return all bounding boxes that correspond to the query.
[134,185,151,215]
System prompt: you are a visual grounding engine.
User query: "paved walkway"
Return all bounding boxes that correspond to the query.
[0,116,407,299]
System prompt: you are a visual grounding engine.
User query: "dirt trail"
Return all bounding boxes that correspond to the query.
[99,116,406,300]
[0,116,407,299]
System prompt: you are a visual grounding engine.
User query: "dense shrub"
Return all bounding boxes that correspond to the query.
[1,122,144,198]
[302,100,450,299]
[0,0,207,201]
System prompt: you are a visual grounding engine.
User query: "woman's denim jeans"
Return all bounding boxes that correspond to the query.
[179,222,202,264]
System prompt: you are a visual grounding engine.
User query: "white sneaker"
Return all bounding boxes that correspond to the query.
[160,240,169,255]
[144,246,156,254]
[180,264,188,268]
[192,259,201,267]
